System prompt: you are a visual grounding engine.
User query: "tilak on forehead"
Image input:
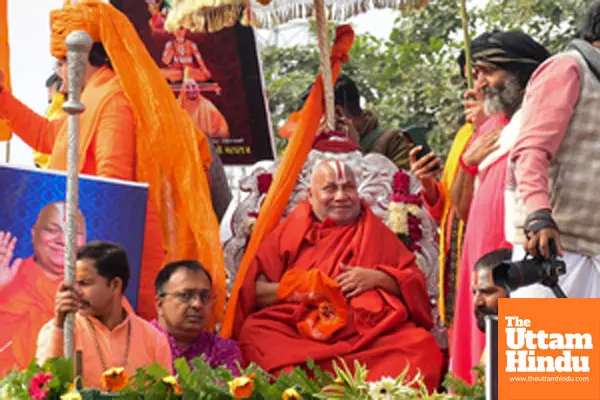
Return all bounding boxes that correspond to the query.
[325,160,349,185]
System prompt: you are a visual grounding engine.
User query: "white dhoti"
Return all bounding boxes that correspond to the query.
[510,245,600,298]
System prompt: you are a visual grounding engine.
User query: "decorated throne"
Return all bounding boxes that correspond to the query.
[223,133,445,345]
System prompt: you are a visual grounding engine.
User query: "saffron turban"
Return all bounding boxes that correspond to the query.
[471,30,551,88]
[49,0,227,325]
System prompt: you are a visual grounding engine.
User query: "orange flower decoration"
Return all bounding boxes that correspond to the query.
[100,367,128,392]
[282,387,302,400]
[227,373,255,399]
[162,375,183,395]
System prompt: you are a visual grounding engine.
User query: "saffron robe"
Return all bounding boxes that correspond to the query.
[37,307,172,389]
[232,201,443,391]
[0,67,163,320]
[0,257,60,374]
[181,94,229,139]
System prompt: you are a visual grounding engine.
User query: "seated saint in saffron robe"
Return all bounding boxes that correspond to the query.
[161,27,212,83]
[179,79,229,139]
[230,159,443,391]
[0,202,86,374]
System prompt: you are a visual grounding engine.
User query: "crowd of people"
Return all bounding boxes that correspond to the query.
[0,0,599,394]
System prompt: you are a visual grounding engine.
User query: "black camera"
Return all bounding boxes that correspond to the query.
[492,240,567,297]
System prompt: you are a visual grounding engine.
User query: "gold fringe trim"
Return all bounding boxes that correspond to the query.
[250,0,429,29]
[165,0,246,33]
[166,0,428,32]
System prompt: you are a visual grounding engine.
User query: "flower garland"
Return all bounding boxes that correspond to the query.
[0,356,484,399]
[387,171,423,252]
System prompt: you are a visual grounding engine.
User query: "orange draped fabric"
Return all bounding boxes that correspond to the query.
[277,268,348,341]
[0,257,60,374]
[220,25,355,338]
[232,201,443,390]
[0,0,11,141]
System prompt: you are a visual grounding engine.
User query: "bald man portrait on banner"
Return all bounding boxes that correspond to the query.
[0,202,86,374]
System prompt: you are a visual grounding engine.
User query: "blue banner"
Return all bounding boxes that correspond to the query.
[0,164,148,309]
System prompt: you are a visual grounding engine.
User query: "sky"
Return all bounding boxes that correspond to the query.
[0,2,444,166]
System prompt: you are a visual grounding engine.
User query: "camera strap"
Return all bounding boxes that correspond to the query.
[524,209,559,237]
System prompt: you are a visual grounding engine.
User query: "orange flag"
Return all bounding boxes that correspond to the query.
[0,0,11,141]
[219,25,355,338]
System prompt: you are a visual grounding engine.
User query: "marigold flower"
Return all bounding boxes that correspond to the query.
[162,375,183,395]
[60,385,83,400]
[282,387,302,400]
[227,374,255,399]
[100,367,128,392]
[29,371,53,400]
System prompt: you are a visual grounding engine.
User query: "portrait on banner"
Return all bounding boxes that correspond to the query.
[112,0,274,164]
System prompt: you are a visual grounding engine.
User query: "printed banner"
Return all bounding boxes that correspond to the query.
[111,0,274,165]
[0,165,148,374]
[498,298,600,400]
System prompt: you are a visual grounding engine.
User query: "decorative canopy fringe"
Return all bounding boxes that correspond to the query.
[251,0,428,29]
[165,1,246,33]
[165,0,427,33]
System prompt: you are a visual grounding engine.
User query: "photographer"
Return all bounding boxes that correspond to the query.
[506,1,600,299]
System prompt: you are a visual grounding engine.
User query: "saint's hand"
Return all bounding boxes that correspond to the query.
[336,265,383,298]
[55,282,82,329]
[525,227,564,260]
[464,89,485,128]
[462,128,501,168]
[0,231,22,285]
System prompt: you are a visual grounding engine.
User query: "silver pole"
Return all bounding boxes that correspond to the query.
[62,30,92,360]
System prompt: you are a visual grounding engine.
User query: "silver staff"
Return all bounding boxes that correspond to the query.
[62,30,92,360]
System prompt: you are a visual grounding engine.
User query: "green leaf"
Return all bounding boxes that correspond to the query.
[174,358,191,380]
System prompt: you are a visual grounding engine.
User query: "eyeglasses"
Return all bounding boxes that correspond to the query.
[160,289,212,305]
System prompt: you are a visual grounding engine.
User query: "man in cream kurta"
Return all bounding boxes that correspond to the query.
[37,242,172,389]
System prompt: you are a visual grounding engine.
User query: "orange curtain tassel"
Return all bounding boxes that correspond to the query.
[219,25,355,338]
